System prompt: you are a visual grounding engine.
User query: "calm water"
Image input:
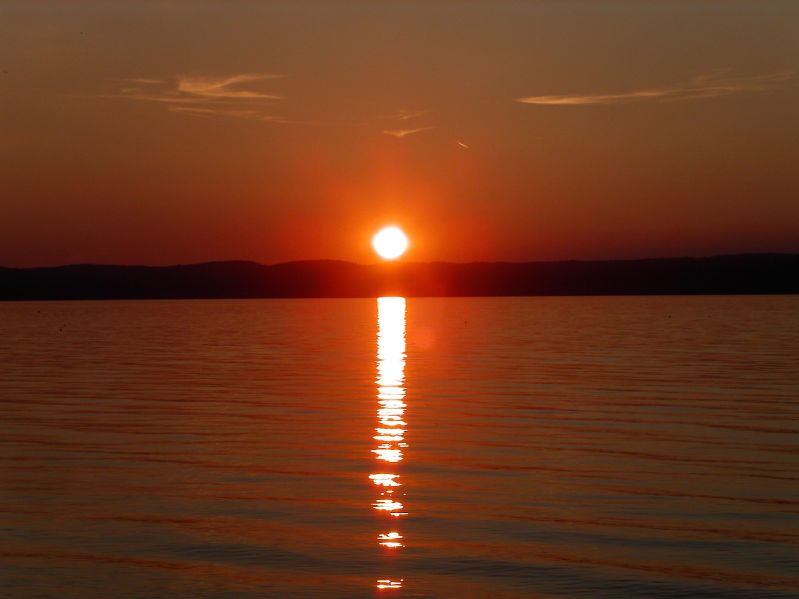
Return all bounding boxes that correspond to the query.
[1,296,798,598]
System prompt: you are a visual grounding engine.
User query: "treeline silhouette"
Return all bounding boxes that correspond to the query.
[0,254,796,300]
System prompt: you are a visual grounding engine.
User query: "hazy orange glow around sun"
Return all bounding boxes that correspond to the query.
[373,227,409,260]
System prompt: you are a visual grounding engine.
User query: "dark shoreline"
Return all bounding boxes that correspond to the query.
[1,253,797,300]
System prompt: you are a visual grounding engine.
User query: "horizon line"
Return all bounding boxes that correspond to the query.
[2,251,797,271]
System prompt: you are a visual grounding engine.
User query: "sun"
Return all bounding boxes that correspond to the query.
[372,226,409,260]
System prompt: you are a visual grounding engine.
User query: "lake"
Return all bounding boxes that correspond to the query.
[1,296,797,598]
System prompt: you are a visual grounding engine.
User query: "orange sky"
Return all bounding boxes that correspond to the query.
[1,1,798,266]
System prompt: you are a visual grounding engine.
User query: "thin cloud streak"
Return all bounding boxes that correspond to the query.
[516,71,792,106]
[108,73,288,123]
[109,92,219,105]
[168,106,295,124]
[126,78,164,85]
[116,73,284,103]
[176,74,284,100]
[168,107,217,116]
[383,127,435,139]
[395,108,430,121]
[114,77,435,130]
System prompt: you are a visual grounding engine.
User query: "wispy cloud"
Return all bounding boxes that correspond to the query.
[516,71,792,106]
[168,107,217,116]
[395,108,430,121]
[168,105,294,124]
[126,77,164,85]
[176,74,283,100]
[108,73,290,123]
[383,126,435,139]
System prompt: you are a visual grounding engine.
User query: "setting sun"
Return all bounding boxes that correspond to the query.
[372,227,409,260]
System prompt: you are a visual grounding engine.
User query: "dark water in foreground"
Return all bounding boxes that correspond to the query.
[1,296,797,598]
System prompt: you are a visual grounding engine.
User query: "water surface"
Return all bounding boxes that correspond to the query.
[1,296,798,598]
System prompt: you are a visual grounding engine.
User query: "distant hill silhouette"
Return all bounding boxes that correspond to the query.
[0,254,797,300]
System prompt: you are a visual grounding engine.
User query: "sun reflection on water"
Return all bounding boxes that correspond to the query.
[373,297,407,591]
[376,579,404,590]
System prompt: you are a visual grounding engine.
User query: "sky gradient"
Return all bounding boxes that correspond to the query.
[1,0,798,266]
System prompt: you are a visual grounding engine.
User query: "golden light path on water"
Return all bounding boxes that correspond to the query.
[372,297,407,591]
